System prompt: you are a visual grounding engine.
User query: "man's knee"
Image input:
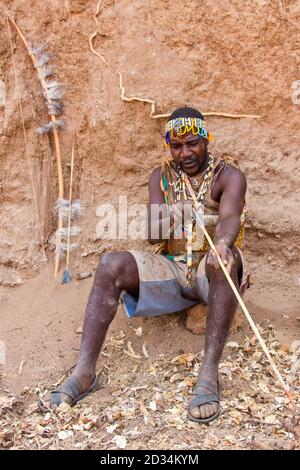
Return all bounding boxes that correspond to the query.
[97,251,137,281]
[96,251,139,294]
[97,252,125,279]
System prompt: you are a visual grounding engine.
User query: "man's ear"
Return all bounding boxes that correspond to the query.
[201,138,208,148]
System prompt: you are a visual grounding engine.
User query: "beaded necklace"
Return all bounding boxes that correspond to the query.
[171,153,214,204]
[177,153,215,286]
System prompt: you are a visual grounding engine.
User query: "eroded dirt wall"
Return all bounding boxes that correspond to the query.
[0,0,299,290]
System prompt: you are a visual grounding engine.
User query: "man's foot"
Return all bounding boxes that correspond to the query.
[38,372,98,413]
[187,370,220,424]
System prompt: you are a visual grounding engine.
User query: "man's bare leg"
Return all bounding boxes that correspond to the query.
[42,251,139,407]
[189,248,242,421]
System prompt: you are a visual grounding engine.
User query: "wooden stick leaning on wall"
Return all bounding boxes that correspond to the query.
[61,131,75,284]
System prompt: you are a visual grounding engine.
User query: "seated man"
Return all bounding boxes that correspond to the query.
[39,106,248,424]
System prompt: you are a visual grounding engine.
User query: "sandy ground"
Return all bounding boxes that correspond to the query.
[0,252,299,450]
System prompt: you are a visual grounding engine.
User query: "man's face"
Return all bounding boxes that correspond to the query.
[169,131,208,176]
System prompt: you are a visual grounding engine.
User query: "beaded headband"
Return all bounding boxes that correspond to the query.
[165,117,213,145]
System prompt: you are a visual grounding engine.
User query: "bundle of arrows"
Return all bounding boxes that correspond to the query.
[8,18,81,280]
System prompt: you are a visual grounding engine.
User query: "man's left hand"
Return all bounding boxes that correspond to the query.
[207,241,234,272]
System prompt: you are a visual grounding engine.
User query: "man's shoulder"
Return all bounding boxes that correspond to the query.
[149,166,162,183]
[148,166,165,202]
[218,160,246,183]
[212,159,247,200]
[219,164,247,200]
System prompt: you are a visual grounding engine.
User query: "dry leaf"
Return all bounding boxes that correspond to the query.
[18,356,25,376]
[142,343,149,358]
[226,342,239,349]
[134,327,143,337]
[252,437,273,450]
[149,401,157,411]
[293,426,300,439]
[171,353,195,365]
[0,396,13,407]
[73,424,85,431]
[184,377,196,387]
[113,435,127,449]
[170,373,183,383]
[223,435,235,445]
[291,340,300,355]
[250,361,262,371]
[106,423,119,434]
[35,424,45,435]
[44,412,51,422]
[258,381,270,394]
[249,336,258,346]
[203,433,219,448]
[57,402,71,413]
[148,365,158,375]
[58,430,73,440]
[124,341,142,359]
[265,415,278,425]
[139,401,149,415]
[0,431,14,448]
[117,330,126,340]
